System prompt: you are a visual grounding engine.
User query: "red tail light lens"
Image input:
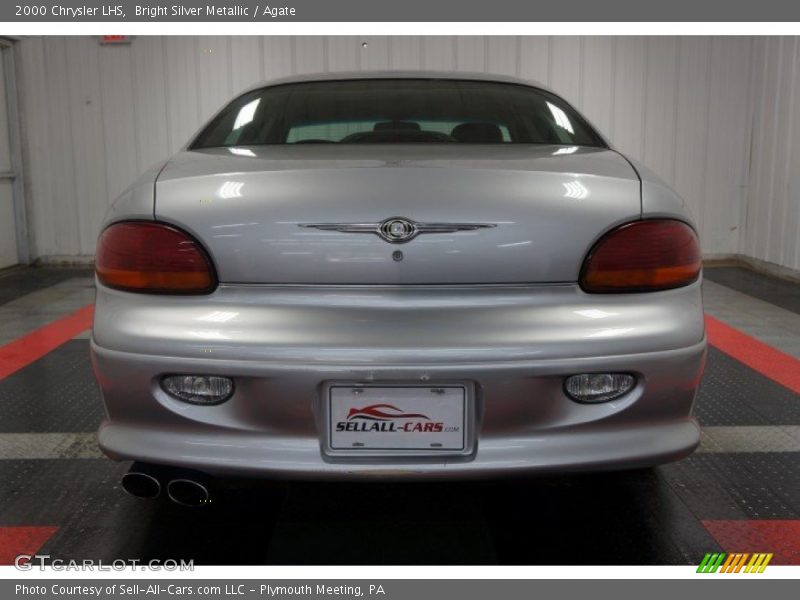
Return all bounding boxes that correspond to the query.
[580,219,701,293]
[96,222,216,294]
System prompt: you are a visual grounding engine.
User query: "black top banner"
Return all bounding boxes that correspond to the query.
[3,0,800,22]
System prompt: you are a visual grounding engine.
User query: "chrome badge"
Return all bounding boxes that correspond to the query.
[381,218,416,242]
[299,217,496,244]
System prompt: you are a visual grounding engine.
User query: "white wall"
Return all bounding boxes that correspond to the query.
[17,36,756,263]
[743,37,800,273]
[0,50,19,268]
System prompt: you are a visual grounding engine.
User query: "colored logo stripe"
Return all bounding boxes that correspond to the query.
[697,552,773,573]
[748,553,773,573]
[697,553,726,572]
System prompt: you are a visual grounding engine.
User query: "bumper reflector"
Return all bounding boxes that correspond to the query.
[564,373,635,403]
[161,375,234,405]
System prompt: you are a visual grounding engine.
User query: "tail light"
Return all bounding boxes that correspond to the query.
[96,221,216,294]
[580,219,701,293]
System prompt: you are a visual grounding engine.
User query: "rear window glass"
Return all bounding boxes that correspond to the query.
[191,79,606,148]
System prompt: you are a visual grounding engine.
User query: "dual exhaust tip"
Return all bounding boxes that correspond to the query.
[121,463,211,507]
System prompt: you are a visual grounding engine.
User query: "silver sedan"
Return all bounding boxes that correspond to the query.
[90,72,706,504]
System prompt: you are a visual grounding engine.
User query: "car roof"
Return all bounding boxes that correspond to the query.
[241,70,552,94]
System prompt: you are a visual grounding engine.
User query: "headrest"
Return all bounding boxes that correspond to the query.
[451,122,503,143]
[373,121,421,131]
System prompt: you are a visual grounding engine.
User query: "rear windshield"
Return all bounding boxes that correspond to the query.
[190,79,606,148]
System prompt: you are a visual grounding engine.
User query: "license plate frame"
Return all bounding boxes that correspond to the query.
[321,382,475,458]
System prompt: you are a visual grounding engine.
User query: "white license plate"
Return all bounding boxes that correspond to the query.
[327,385,468,455]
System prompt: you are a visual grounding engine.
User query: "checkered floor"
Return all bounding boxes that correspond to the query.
[0,265,798,565]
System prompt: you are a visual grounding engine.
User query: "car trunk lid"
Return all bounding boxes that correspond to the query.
[154,145,640,285]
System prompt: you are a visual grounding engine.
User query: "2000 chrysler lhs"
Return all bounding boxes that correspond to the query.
[91,72,706,506]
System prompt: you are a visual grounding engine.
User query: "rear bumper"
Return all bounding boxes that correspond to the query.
[98,418,701,481]
[91,281,706,480]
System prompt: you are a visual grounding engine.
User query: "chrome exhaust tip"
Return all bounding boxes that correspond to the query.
[121,464,162,499]
[167,478,211,507]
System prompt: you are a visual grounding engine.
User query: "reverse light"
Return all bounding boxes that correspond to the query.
[96,221,216,293]
[580,219,701,293]
[161,375,234,405]
[564,373,635,403]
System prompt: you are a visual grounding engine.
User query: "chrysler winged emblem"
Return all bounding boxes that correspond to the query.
[298,217,496,244]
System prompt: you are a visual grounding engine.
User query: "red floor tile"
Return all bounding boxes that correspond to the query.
[0,304,93,380]
[702,520,800,565]
[705,315,800,394]
[0,526,59,565]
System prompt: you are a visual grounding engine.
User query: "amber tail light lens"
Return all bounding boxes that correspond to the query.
[580,219,701,293]
[96,221,216,294]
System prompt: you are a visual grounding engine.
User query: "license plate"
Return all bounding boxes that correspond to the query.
[326,384,469,455]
